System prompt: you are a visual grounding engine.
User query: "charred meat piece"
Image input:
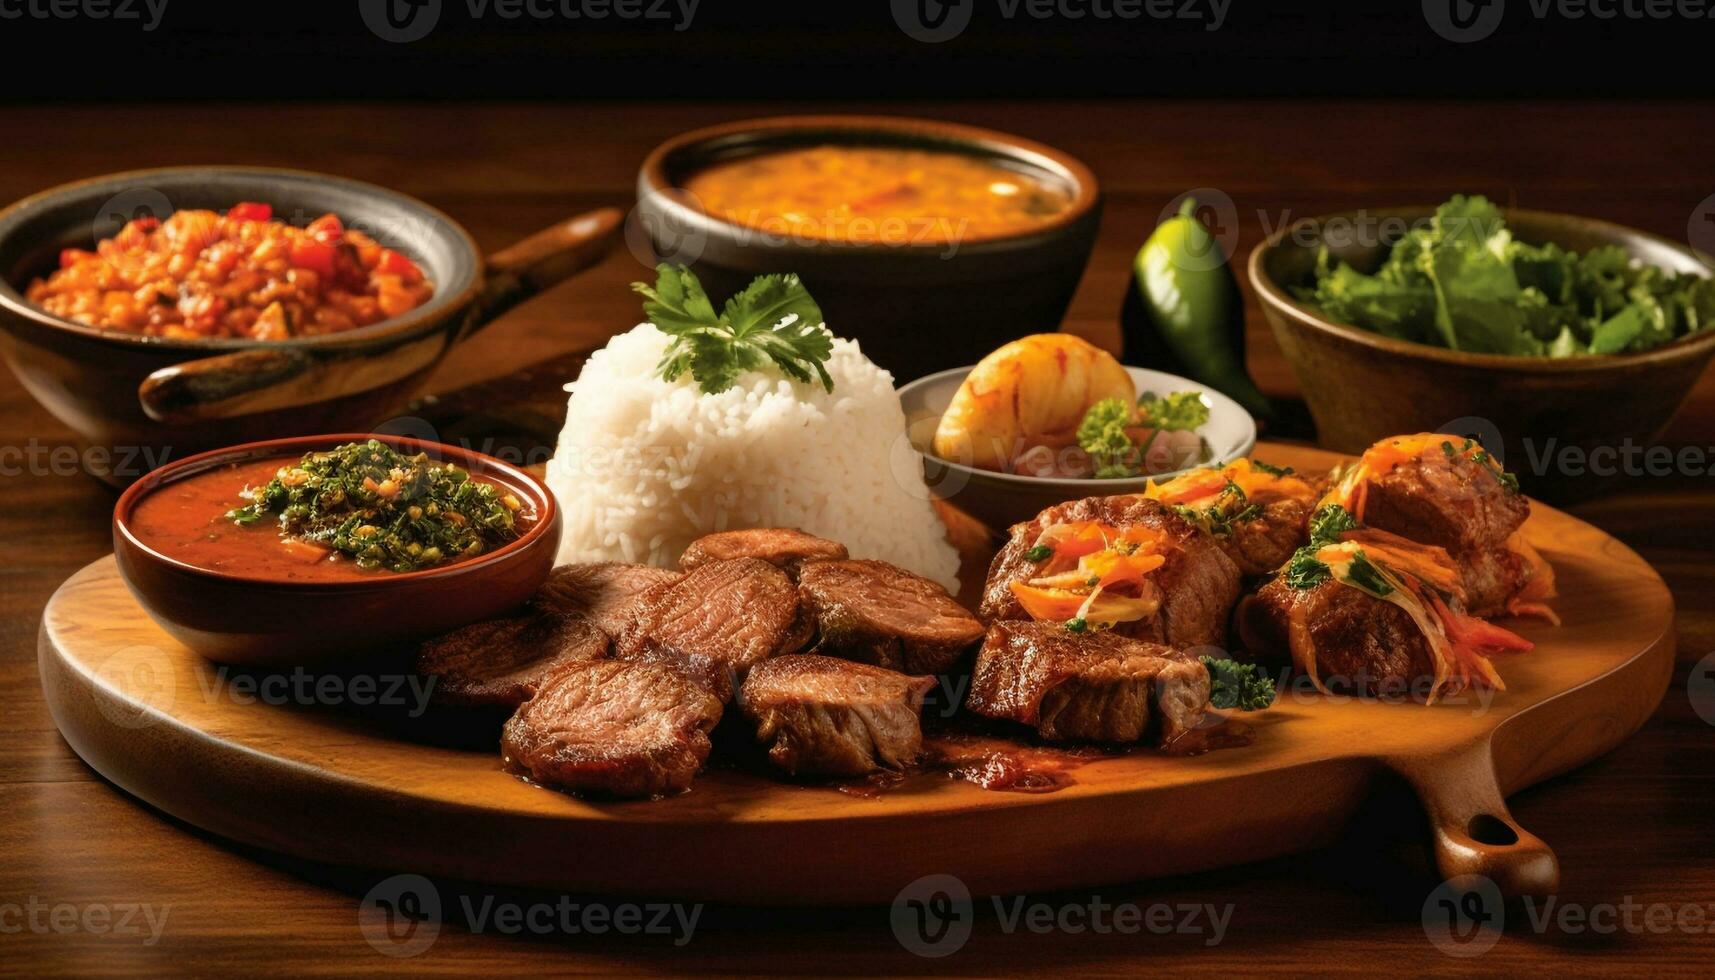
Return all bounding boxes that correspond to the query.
[501,658,723,799]
[616,558,812,701]
[739,655,936,776]
[1222,497,1316,577]
[1146,460,1323,577]
[1458,545,1531,618]
[1325,436,1543,619]
[416,613,610,708]
[1235,574,1436,698]
[680,528,848,574]
[532,562,683,637]
[1353,441,1527,554]
[981,496,1241,649]
[965,621,1212,745]
[797,559,985,675]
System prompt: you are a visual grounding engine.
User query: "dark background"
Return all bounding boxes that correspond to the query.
[0,0,1699,101]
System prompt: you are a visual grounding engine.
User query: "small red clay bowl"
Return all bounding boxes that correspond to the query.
[113,434,560,667]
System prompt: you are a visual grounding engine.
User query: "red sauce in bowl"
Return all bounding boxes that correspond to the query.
[128,455,534,583]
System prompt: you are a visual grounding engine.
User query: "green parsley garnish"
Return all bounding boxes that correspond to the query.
[1074,390,1210,479]
[225,440,522,573]
[1025,544,1054,562]
[1308,503,1358,543]
[1173,479,1262,538]
[1249,459,1294,477]
[1200,656,1277,711]
[1284,546,1333,590]
[1137,390,1212,432]
[1076,397,1141,479]
[1065,618,1089,633]
[1283,504,1360,591]
[1342,551,1396,598]
[634,264,833,395]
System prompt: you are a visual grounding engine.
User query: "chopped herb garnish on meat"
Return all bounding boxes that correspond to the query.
[1200,656,1277,711]
[1284,546,1332,590]
[1174,480,1263,538]
[226,439,522,572]
[1342,551,1396,598]
[1249,459,1295,477]
[635,264,833,394]
[1065,618,1089,633]
[1284,504,1363,590]
[1308,504,1359,544]
[1025,544,1055,562]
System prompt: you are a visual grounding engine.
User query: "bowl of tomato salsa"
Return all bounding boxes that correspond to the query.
[113,433,561,666]
[0,167,622,483]
[636,116,1102,381]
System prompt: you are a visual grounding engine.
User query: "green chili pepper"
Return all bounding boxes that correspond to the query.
[1120,197,1274,420]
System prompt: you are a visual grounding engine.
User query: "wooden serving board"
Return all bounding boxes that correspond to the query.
[39,445,1674,905]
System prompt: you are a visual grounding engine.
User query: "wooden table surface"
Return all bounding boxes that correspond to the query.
[3,101,1713,975]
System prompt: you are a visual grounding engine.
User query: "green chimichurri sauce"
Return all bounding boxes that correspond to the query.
[225,440,524,573]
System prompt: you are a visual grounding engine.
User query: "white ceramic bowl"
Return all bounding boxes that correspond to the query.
[896,364,1258,530]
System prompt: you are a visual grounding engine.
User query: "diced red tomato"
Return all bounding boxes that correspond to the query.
[226,202,273,222]
[305,214,345,243]
[59,248,91,269]
[289,240,338,279]
[376,248,423,282]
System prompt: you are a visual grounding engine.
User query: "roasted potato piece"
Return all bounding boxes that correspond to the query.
[932,334,1133,473]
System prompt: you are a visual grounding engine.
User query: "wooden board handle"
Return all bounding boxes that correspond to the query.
[1392,742,1560,899]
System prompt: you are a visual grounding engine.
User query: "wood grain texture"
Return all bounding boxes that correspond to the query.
[4,101,1715,974]
[35,445,1674,906]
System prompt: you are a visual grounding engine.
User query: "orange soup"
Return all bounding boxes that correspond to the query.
[682,146,1073,244]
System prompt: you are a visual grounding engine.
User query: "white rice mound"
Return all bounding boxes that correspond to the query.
[546,323,961,592]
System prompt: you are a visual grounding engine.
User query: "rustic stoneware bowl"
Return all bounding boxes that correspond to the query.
[636,115,1102,382]
[1250,206,1715,501]
[0,167,621,484]
[112,434,561,667]
[896,364,1257,531]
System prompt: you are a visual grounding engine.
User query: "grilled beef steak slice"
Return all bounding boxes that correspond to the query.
[616,558,812,701]
[501,658,723,798]
[417,613,610,708]
[739,654,936,776]
[1362,451,1528,554]
[797,559,985,674]
[532,562,683,637]
[680,528,848,574]
[965,621,1212,745]
[1222,496,1314,577]
[981,496,1241,648]
[1235,574,1436,697]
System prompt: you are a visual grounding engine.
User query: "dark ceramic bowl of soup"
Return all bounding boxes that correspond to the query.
[113,434,561,667]
[636,116,1102,381]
